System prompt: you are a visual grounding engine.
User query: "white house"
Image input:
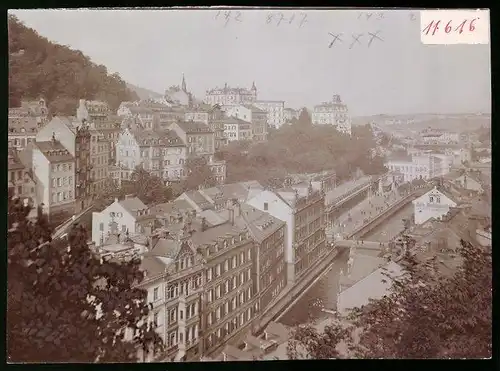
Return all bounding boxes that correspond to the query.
[91,196,152,247]
[412,186,458,225]
[246,190,295,283]
[454,173,484,193]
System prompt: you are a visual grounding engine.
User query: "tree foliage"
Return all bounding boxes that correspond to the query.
[218,122,386,184]
[95,168,173,210]
[287,239,492,359]
[184,156,217,190]
[7,198,164,362]
[8,15,139,114]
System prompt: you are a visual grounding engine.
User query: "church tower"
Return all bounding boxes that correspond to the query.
[181,73,187,92]
[251,81,257,101]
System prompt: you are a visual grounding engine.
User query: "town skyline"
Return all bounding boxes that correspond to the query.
[10,8,491,116]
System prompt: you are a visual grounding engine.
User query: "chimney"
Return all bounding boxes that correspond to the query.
[114,198,119,203]
[201,217,208,232]
[51,132,56,143]
[229,208,235,226]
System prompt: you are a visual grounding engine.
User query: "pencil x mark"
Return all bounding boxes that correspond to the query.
[367,31,384,47]
[328,33,343,48]
[349,33,363,49]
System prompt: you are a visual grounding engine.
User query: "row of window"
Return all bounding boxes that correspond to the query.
[205,305,256,350]
[206,250,251,280]
[52,176,73,188]
[51,190,73,203]
[206,269,252,303]
[207,289,253,326]
[52,163,73,172]
[167,275,203,300]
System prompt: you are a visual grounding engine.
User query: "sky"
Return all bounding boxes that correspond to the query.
[10,8,491,116]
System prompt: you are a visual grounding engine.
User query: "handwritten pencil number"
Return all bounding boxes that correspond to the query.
[266,14,274,24]
[299,13,308,28]
[445,21,452,33]
[469,18,477,31]
[422,20,440,36]
[234,11,242,22]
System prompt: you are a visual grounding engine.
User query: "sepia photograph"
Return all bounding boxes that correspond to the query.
[7,7,491,363]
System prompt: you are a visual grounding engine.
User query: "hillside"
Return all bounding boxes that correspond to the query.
[126,83,162,100]
[8,14,139,115]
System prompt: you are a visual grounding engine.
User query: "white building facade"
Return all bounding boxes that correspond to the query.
[412,186,458,225]
[204,82,257,107]
[312,95,352,135]
[253,100,285,129]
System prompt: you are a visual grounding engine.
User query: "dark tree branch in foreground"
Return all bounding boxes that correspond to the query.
[287,240,492,359]
[7,198,164,362]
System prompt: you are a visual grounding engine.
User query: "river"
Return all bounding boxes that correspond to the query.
[278,202,414,326]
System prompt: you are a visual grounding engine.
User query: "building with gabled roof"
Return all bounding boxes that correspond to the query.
[412,185,459,225]
[32,134,76,221]
[91,195,153,247]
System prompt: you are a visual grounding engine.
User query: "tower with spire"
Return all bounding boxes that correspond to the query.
[251,81,257,101]
[181,73,187,92]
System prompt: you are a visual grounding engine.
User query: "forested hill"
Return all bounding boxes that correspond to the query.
[8,15,139,115]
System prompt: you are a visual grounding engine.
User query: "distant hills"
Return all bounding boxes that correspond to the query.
[352,113,491,134]
[126,83,163,101]
[8,14,139,115]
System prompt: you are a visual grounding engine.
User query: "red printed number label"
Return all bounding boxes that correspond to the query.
[420,10,489,45]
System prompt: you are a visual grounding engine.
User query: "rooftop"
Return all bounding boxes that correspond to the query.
[118,197,148,216]
[35,140,74,163]
[175,120,214,134]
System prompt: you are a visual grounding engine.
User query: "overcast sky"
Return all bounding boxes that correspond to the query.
[10,8,491,116]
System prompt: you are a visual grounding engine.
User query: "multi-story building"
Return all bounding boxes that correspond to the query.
[419,128,460,145]
[8,147,36,203]
[32,134,76,221]
[312,95,352,135]
[204,82,257,107]
[246,184,327,284]
[169,121,214,158]
[91,196,154,246]
[9,98,49,143]
[8,112,39,150]
[36,116,92,212]
[225,105,268,142]
[253,100,285,129]
[77,99,121,165]
[386,152,451,183]
[284,108,300,123]
[194,220,259,357]
[169,121,226,183]
[185,105,227,150]
[233,202,287,314]
[156,107,186,131]
[223,117,253,142]
[89,125,111,197]
[115,128,187,182]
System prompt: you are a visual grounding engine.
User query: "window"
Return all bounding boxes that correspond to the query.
[207,268,212,281]
[224,259,229,271]
[169,309,176,323]
[153,287,159,301]
[153,312,159,325]
[52,193,57,202]
[57,192,62,201]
